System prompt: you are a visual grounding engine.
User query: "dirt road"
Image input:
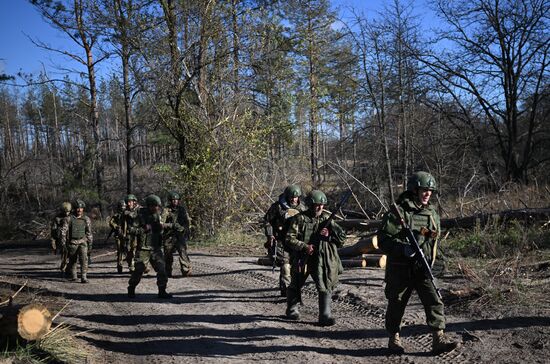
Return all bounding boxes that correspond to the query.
[1,246,548,363]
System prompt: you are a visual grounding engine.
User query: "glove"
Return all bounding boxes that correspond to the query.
[403,244,416,258]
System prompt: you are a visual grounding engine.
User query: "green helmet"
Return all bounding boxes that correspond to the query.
[284,185,302,200]
[145,194,162,207]
[307,190,328,205]
[61,202,72,213]
[125,194,138,203]
[407,171,437,192]
[74,199,86,209]
[168,191,180,200]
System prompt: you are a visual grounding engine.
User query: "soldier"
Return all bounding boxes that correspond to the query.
[60,199,93,283]
[264,185,307,296]
[127,195,172,299]
[123,194,140,271]
[108,200,127,273]
[285,190,346,326]
[51,202,71,274]
[378,171,460,354]
[162,191,192,277]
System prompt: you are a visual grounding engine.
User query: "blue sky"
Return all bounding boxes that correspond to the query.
[0,0,438,79]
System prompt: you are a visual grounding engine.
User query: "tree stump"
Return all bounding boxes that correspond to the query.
[0,303,52,341]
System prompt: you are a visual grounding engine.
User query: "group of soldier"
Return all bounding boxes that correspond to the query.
[50,192,191,299]
[49,171,459,355]
[263,172,460,354]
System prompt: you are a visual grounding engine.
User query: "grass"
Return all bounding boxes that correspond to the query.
[189,226,265,256]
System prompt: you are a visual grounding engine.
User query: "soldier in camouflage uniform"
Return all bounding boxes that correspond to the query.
[161,191,192,277]
[378,171,460,354]
[50,202,71,254]
[127,195,172,299]
[264,185,307,296]
[123,194,140,272]
[108,200,127,273]
[285,190,346,326]
[60,199,93,283]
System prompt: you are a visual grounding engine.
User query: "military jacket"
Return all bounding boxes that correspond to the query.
[123,206,140,238]
[286,209,346,252]
[264,194,307,242]
[128,208,164,251]
[161,204,190,241]
[108,212,124,237]
[51,212,69,241]
[60,214,93,246]
[378,191,440,266]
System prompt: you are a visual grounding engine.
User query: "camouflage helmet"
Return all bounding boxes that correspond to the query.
[60,202,72,213]
[168,191,180,200]
[73,199,86,209]
[407,171,437,192]
[145,194,162,207]
[307,190,328,205]
[284,185,302,200]
[125,194,138,203]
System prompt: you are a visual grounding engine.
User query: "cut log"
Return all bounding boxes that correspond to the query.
[338,236,380,257]
[341,258,367,268]
[364,254,386,269]
[0,303,52,341]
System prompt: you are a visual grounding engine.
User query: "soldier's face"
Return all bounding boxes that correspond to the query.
[417,188,432,206]
[313,203,324,217]
[76,207,84,217]
[171,199,179,207]
[289,197,299,206]
[149,205,161,214]
[127,200,136,209]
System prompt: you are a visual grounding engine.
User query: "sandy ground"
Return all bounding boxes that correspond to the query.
[0,245,548,363]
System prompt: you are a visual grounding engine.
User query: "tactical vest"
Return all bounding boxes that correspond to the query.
[70,216,87,240]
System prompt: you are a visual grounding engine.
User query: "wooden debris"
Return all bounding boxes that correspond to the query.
[0,303,52,341]
[338,236,380,257]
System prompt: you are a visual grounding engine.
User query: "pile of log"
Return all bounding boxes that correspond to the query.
[0,281,53,342]
[338,235,386,269]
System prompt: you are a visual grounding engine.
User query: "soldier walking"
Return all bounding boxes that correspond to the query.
[51,202,71,273]
[285,190,346,326]
[127,195,172,299]
[123,194,140,272]
[108,200,127,273]
[378,171,460,354]
[264,185,307,296]
[60,199,93,283]
[162,191,192,277]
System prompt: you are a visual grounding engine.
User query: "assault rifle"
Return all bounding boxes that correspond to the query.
[391,202,442,300]
[105,227,116,244]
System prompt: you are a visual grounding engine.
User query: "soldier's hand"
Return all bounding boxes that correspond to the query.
[305,244,315,255]
[403,244,416,258]
[320,228,330,241]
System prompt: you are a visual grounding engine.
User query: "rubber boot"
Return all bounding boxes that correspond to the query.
[158,286,173,299]
[81,273,89,283]
[388,333,405,354]
[127,285,136,298]
[318,292,335,326]
[432,330,460,354]
[285,287,301,320]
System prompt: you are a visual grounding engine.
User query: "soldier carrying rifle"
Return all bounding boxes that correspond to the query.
[378,171,460,354]
[263,185,307,297]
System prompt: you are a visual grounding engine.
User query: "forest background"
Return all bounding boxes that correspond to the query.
[0,0,548,240]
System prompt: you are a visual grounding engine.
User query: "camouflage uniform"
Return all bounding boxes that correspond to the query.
[379,171,459,354]
[127,195,172,299]
[123,194,140,271]
[161,192,192,277]
[264,185,307,296]
[50,202,71,253]
[285,190,346,326]
[60,200,93,283]
[108,200,127,273]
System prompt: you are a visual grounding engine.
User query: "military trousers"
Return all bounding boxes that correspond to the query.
[384,263,445,333]
[126,236,138,270]
[163,238,191,276]
[115,237,126,268]
[128,248,168,289]
[66,241,88,277]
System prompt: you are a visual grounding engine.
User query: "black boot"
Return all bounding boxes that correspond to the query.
[117,265,123,274]
[127,285,136,298]
[285,287,301,320]
[318,292,335,326]
[158,287,173,299]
